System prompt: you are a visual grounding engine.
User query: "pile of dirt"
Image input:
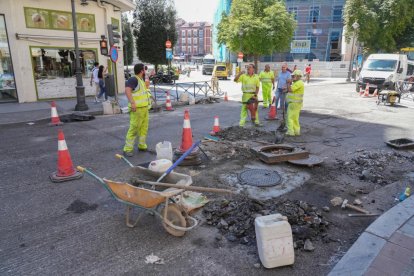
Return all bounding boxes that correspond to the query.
[195,96,220,104]
[203,195,330,251]
[217,126,272,142]
[335,149,414,185]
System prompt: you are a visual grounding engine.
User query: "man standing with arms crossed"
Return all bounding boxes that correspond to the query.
[123,63,153,157]
[275,63,291,118]
[259,64,275,108]
[286,70,305,136]
[234,64,261,127]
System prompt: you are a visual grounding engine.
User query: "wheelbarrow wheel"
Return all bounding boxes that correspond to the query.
[161,204,187,237]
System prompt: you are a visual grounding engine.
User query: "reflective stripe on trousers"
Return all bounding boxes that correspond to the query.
[123,107,149,152]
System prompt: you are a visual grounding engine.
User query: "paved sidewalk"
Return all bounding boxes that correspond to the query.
[329,194,414,276]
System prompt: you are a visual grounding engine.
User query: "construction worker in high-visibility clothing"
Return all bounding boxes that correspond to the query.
[234,64,261,127]
[123,63,153,157]
[259,64,275,108]
[286,70,305,136]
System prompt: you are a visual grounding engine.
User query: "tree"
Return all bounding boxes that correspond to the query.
[122,14,134,66]
[343,0,414,53]
[217,0,296,71]
[132,0,177,71]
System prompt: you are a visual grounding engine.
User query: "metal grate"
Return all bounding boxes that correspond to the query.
[238,169,282,187]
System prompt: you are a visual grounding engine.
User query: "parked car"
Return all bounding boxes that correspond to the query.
[212,64,229,80]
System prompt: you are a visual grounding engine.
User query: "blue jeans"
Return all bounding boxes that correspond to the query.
[275,88,286,110]
[98,79,107,100]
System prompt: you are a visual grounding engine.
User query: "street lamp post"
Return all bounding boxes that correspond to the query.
[165,23,171,77]
[346,22,360,82]
[71,0,88,111]
[238,29,243,70]
[123,37,129,76]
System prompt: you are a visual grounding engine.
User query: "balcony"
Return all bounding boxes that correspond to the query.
[104,0,136,12]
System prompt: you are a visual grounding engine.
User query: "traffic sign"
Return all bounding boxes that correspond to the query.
[166,48,173,60]
[238,52,244,59]
[110,46,118,63]
[165,40,172,48]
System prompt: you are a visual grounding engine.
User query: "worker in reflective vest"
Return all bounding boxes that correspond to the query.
[259,64,275,108]
[234,64,261,127]
[286,70,305,136]
[123,63,153,157]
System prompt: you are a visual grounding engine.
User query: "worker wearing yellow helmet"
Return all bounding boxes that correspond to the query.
[286,70,305,136]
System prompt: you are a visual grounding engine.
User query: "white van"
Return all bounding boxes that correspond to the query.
[356,54,414,92]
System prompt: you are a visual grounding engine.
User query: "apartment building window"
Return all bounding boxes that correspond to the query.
[330,31,340,50]
[288,7,297,20]
[307,31,317,48]
[193,29,198,36]
[182,30,186,37]
[193,38,197,44]
[181,38,186,45]
[332,6,343,22]
[187,38,191,44]
[181,46,186,53]
[309,6,320,23]
[193,47,197,54]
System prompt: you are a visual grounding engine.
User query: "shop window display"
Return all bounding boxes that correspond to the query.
[0,15,17,102]
[31,47,96,99]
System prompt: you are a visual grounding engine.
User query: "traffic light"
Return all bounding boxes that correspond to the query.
[107,24,121,46]
[100,36,108,56]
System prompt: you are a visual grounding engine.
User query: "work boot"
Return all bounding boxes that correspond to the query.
[123,151,134,157]
[254,122,263,127]
[138,144,148,151]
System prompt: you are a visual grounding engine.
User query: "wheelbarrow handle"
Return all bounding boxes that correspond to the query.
[115,154,134,167]
[77,166,107,188]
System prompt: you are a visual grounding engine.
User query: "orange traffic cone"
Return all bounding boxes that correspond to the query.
[358,85,364,96]
[50,129,82,183]
[210,116,220,135]
[266,96,277,120]
[165,92,174,111]
[363,83,370,97]
[224,92,228,102]
[179,110,193,152]
[372,88,378,97]
[49,101,63,126]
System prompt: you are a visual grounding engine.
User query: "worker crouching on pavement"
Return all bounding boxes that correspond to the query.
[234,64,261,127]
[123,63,153,157]
[286,70,305,136]
[259,64,275,108]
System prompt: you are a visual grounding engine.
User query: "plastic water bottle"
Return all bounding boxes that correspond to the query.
[399,187,411,202]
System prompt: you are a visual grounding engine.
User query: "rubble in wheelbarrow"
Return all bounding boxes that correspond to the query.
[203,195,330,250]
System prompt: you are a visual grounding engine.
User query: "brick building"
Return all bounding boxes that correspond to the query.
[174,19,212,62]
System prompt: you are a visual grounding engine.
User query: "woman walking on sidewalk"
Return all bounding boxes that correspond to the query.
[97,65,107,101]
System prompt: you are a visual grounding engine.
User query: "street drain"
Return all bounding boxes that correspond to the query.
[237,169,282,187]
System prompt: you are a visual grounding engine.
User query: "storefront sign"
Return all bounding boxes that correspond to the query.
[24,7,96,32]
[290,40,311,54]
[110,46,118,63]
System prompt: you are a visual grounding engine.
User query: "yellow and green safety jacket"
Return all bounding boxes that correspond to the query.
[259,71,274,85]
[130,76,152,108]
[237,74,260,93]
[287,80,305,104]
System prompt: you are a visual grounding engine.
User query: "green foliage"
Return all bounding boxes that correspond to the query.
[132,0,177,66]
[122,14,134,65]
[343,0,414,52]
[217,0,296,62]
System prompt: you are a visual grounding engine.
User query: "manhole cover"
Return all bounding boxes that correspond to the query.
[237,169,282,187]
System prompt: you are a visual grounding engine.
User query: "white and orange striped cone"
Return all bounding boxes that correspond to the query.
[372,88,378,97]
[50,129,82,183]
[49,101,63,126]
[224,92,229,102]
[164,92,174,111]
[358,85,364,96]
[179,110,193,152]
[363,83,370,97]
[266,96,277,120]
[210,116,220,135]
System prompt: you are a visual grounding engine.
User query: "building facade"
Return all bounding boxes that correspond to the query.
[212,0,345,63]
[0,0,134,103]
[174,19,212,62]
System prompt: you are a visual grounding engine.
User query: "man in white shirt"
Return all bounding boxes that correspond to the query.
[90,62,100,102]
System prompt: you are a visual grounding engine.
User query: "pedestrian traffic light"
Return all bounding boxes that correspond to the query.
[100,36,108,56]
[107,24,121,46]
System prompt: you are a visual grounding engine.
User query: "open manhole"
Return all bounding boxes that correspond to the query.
[237,169,282,187]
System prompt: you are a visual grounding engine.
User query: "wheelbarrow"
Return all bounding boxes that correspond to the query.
[77,162,198,237]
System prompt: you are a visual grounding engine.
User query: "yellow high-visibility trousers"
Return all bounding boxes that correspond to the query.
[286,102,302,136]
[240,93,259,126]
[261,83,272,107]
[123,107,149,152]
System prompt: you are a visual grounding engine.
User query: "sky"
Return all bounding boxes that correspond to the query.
[174,0,217,23]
